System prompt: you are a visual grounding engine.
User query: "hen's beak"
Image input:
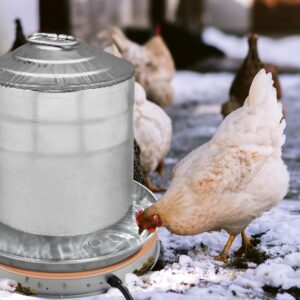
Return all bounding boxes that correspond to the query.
[138,226,145,235]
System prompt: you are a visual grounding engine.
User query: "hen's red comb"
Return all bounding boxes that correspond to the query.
[135,209,144,225]
[155,25,161,36]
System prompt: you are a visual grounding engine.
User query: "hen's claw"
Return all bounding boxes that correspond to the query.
[214,235,236,263]
[213,254,229,264]
[234,230,253,255]
[232,230,269,266]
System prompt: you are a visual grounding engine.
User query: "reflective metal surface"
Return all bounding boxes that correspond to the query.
[0,33,134,92]
[0,236,160,298]
[0,33,135,236]
[0,181,156,272]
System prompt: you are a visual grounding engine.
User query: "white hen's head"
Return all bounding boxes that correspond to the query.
[135,209,163,235]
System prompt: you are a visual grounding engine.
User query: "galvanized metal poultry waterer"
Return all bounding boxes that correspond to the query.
[0,33,159,298]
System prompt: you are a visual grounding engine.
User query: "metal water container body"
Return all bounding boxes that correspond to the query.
[0,33,135,236]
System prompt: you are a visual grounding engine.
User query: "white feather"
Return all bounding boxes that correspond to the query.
[134,82,172,174]
[97,27,175,108]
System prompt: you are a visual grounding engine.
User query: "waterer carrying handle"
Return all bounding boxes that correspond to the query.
[27,33,78,49]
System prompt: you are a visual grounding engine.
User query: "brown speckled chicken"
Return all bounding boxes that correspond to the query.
[97,27,175,108]
[136,70,289,262]
[221,34,282,118]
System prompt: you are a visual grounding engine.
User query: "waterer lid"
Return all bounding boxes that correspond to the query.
[0,33,134,92]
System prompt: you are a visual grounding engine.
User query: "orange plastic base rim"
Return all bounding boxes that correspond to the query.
[0,234,157,279]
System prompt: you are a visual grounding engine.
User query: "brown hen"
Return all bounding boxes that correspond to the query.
[221,34,282,118]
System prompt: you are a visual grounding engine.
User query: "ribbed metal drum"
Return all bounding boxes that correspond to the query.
[0,33,135,236]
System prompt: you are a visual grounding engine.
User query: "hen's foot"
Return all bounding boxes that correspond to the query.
[214,235,236,264]
[145,175,166,193]
[234,242,258,257]
[213,254,229,264]
[232,230,269,268]
[234,230,253,256]
[232,245,269,268]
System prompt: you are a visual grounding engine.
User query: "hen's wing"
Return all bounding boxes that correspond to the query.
[172,142,271,196]
[174,70,285,194]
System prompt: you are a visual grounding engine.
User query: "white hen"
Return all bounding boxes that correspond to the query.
[136,69,289,261]
[103,44,172,191]
[97,27,175,108]
[134,82,172,191]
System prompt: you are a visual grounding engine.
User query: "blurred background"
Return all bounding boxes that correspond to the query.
[1,0,300,71]
[2,0,300,192]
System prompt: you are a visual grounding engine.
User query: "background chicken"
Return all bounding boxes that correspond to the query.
[136,69,289,261]
[103,44,172,192]
[97,26,175,108]
[134,82,172,192]
[221,34,282,118]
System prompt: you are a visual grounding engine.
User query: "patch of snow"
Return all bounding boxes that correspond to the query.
[172,72,232,104]
[0,279,17,292]
[284,253,300,268]
[121,201,300,300]
[248,260,299,290]
[165,157,179,165]
[0,279,31,300]
[178,255,194,267]
[203,27,300,69]
[276,293,295,300]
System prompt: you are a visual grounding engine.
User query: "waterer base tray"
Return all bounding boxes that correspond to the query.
[0,181,160,297]
[0,235,160,298]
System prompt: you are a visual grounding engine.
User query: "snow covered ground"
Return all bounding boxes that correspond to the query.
[1,71,299,300]
[203,27,300,70]
[1,30,300,300]
[88,72,300,300]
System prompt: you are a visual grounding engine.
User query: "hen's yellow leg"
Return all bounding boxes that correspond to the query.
[241,230,252,248]
[236,230,269,264]
[214,235,236,263]
[234,230,255,256]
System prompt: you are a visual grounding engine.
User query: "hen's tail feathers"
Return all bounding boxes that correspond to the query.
[246,69,285,155]
[213,69,285,157]
[244,69,283,124]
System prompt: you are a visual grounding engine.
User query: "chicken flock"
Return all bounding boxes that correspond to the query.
[9,23,289,264]
[98,29,288,263]
[102,43,172,192]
